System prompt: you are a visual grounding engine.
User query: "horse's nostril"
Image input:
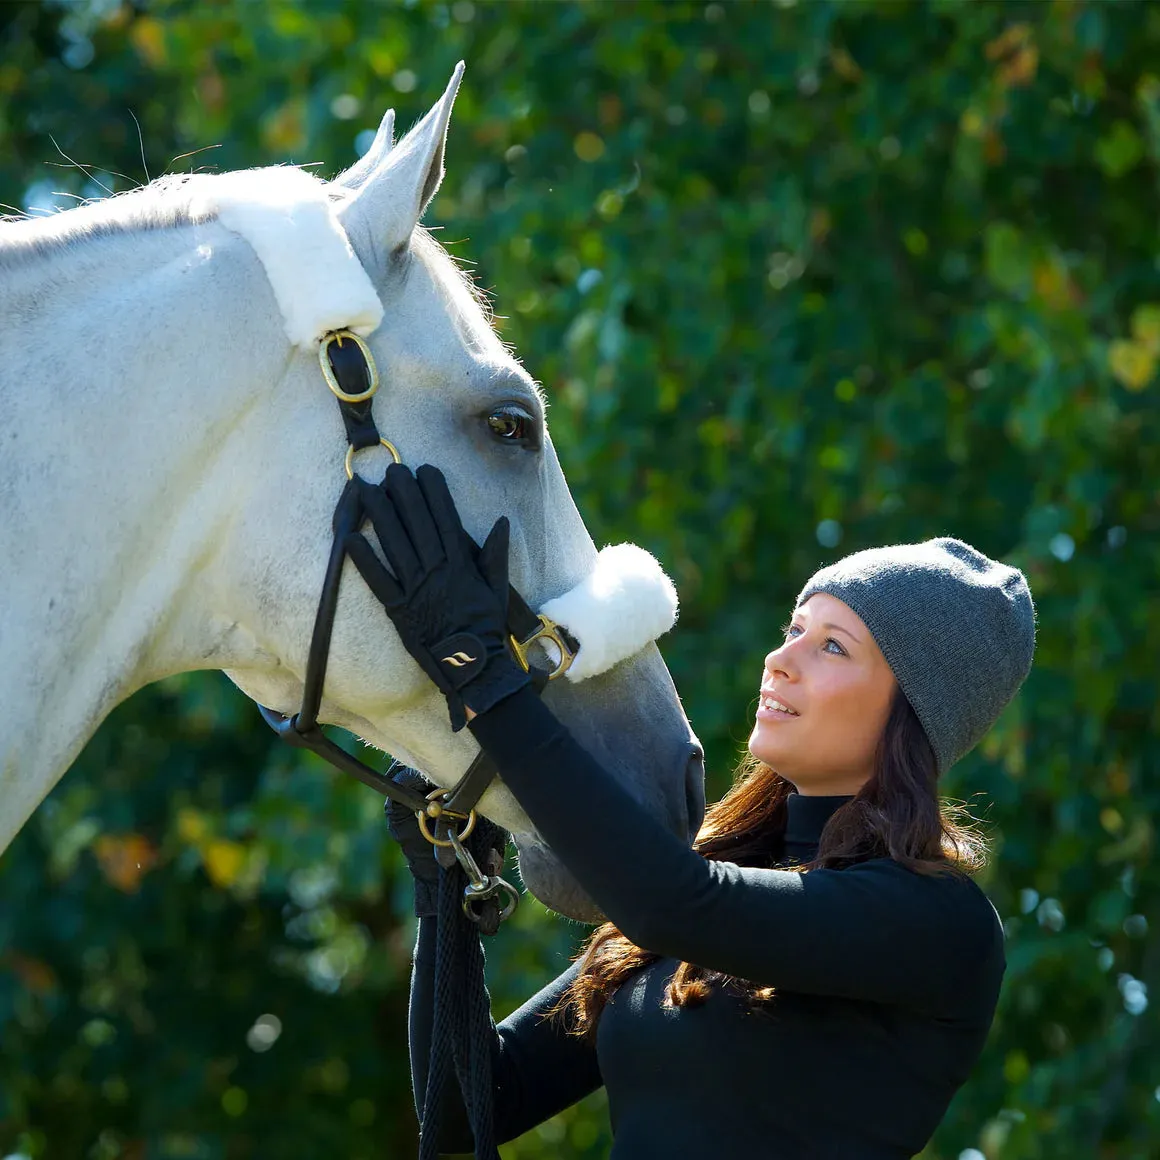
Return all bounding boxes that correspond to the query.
[685,743,706,842]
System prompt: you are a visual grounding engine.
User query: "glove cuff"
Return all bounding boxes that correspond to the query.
[455,655,533,730]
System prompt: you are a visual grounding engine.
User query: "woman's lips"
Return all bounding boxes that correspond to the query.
[756,705,799,722]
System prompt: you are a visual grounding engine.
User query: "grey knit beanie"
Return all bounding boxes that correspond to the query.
[794,536,1035,774]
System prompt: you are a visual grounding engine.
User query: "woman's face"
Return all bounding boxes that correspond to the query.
[747,592,897,796]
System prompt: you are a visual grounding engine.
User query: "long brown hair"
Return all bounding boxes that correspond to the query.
[553,687,989,1038]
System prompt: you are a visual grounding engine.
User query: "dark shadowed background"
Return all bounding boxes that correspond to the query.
[1,1,1158,1157]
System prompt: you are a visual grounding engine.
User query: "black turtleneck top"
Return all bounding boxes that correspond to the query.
[409,687,1006,1159]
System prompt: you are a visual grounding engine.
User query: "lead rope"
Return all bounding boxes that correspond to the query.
[420,848,502,1160]
[413,772,518,1160]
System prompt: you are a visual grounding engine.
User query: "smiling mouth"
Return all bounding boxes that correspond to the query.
[758,693,799,718]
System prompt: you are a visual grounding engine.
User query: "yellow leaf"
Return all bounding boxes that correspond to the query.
[197,70,226,115]
[1000,45,1038,88]
[203,839,247,888]
[598,93,623,128]
[94,833,158,893]
[1137,74,1160,104]
[176,807,207,845]
[986,22,1032,61]
[960,108,986,139]
[830,47,862,83]
[1032,257,1078,311]
[1109,339,1156,391]
[1100,807,1124,835]
[573,132,605,163]
[4,952,58,994]
[986,23,1038,89]
[1002,1049,1030,1084]
[130,16,167,68]
[1098,815,1154,865]
[262,100,306,153]
[1130,303,1160,351]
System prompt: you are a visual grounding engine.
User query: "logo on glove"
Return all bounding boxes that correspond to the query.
[432,632,488,688]
[441,651,478,667]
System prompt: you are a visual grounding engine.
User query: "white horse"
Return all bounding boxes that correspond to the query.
[0,66,704,922]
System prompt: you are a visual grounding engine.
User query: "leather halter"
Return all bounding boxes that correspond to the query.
[258,330,578,821]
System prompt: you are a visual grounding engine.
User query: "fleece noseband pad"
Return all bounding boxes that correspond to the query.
[539,544,679,682]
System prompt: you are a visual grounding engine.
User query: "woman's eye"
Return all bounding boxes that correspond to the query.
[782,622,845,656]
[487,405,537,446]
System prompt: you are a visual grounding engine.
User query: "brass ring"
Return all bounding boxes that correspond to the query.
[345,438,402,480]
[319,330,379,403]
[417,788,477,848]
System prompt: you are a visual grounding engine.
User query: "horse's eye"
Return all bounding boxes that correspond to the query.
[487,404,537,446]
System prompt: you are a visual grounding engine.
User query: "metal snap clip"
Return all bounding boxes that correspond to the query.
[509,614,576,681]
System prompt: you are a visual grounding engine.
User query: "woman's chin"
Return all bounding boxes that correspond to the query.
[747,725,784,768]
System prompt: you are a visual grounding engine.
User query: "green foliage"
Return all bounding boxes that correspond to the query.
[2,1,1159,1157]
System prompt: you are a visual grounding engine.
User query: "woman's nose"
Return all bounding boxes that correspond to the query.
[764,641,795,677]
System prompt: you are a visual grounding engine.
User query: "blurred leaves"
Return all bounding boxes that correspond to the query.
[2,1,1159,1158]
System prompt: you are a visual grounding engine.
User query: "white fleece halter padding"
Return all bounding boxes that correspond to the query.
[539,543,679,682]
[194,167,384,348]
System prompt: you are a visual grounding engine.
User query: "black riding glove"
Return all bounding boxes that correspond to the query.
[385,765,510,918]
[345,462,531,731]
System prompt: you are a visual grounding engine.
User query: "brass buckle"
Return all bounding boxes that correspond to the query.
[416,787,477,848]
[319,330,379,403]
[510,614,575,681]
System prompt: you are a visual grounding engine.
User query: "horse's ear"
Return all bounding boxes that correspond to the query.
[336,62,464,256]
[334,108,395,192]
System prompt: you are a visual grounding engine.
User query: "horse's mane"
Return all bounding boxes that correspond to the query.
[0,172,227,270]
[0,165,496,334]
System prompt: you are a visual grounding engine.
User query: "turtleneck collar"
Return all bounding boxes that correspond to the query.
[782,790,854,864]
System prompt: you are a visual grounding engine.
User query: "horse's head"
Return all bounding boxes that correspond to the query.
[216,67,704,920]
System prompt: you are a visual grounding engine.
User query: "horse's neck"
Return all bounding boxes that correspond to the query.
[0,221,284,848]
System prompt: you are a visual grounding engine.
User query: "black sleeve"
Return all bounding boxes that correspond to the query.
[469,687,1003,1016]
[409,916,603,1154]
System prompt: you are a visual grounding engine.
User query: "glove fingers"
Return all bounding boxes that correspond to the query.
[388,761,433,794]
[357,481,423,589]
[345,532,405,606]
[384,763,432,824]
[477,517,512,606]
[416,464,470,568]
[384,463,446,572]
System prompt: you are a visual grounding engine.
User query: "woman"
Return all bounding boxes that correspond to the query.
[347,464,1036,1160]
